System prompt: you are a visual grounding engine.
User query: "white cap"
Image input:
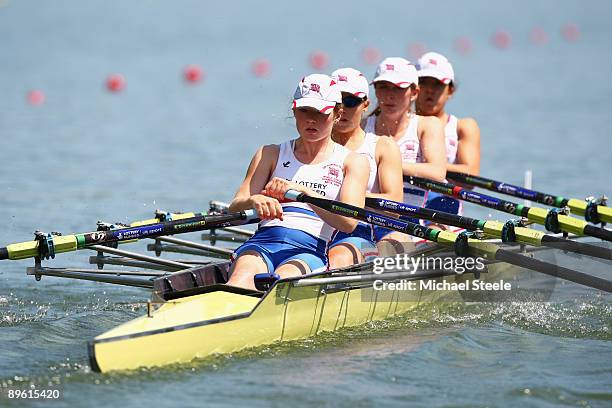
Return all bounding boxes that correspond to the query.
[330,67,369,98]
[292,74,341,114]
[417,52,454,84]
[371,57,418,88]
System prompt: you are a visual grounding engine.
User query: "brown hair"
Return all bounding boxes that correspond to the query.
[368,83,418,117]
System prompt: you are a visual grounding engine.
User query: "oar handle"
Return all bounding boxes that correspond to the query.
[284,190,303,201]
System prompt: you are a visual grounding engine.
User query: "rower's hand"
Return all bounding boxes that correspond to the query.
[248,194,283,220]
[262,177,310,202]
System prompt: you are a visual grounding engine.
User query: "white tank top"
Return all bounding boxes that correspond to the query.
[259,140,351,242]
[353,132,380,194]
[364,114,427,207]
[445,114,459,164]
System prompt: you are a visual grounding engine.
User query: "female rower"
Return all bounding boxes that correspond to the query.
[416,52,481,214]
[227,74,369,290]
[327,67,403,268]
[365,57,446,243]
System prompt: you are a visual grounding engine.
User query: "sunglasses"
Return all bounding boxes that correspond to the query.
[341,95,366,108]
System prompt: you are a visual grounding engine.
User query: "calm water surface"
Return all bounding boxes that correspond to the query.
[1,0,611,407]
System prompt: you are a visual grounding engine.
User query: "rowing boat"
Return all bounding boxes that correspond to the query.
[2,182,609,373]
[89,238,537,372]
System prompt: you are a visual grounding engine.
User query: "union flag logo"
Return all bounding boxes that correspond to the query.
[328,166,340,178]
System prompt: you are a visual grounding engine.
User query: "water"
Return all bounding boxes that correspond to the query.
[1,0,611,406]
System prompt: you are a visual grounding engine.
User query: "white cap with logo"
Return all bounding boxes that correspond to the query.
[330,67,369,98]
[371,57,418,88]
[417,52,455,84]
[293,74,341,114]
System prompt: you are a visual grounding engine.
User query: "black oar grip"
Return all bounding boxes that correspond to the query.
[0,248,8,260]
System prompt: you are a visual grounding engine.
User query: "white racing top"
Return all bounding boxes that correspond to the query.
[445,114,459,164]
[365,114,427,207]
[353,132,380,194]
[259,140,351,242]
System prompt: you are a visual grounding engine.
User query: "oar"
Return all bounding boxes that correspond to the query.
[365,197,612,262]
[0,211,258,261]
[284,190,612,292]
[447,171,612,225]
[407,176,612,243]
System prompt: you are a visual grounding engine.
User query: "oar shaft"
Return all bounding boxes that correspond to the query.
[447,171,568,206]
[494,249,612,292]
[407,176,612,242]
[0,211,258,261]
[366,197,612,261]
[286,191,611,292]
[447,171,612,224]
[365,197,485,231]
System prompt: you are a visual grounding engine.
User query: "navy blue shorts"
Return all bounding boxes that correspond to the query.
[233,226,327,273]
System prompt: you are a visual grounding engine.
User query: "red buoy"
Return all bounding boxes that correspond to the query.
[561,23,580,42]
[251,59,271,78]
[491,30,512,49]
[408,42,427,60]
[361,47,381,64]
[183,64,204,84]
[106,74,126,92]
[27,90,45,106]
[309,51,329,70]
[454,37,473,55]
[530,27,549,45]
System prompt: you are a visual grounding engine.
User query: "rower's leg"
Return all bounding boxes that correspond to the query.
[377,232,417,257]
[276,252,326,279]
[227,250,268,290]
[275,259,310,279]
[328,243,364,269]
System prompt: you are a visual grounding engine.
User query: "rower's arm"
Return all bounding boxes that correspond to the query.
[446,117,480,175]
[229,145,278,212]
[368,136,403,202]
[402,115,447,181]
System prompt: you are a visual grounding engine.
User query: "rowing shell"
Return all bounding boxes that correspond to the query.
[88,242,538,373]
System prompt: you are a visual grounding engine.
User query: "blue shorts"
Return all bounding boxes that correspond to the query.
[329,222,374,250]
[233,226,327,273]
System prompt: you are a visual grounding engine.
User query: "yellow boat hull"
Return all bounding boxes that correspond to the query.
[89,267,492,373]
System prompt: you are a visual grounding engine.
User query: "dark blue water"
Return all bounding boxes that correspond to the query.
[1,0,611,406]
